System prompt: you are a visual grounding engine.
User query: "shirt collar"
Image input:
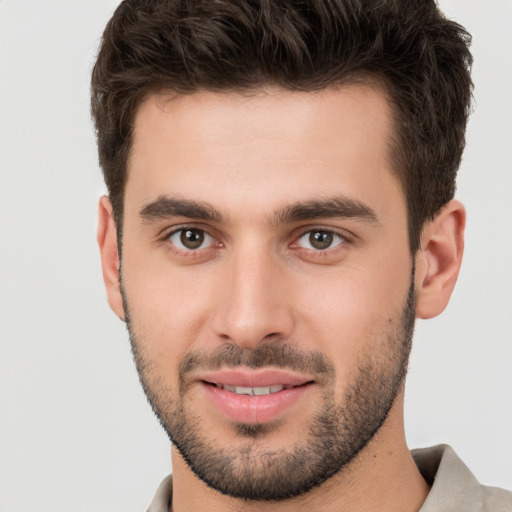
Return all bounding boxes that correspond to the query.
[412,444,484,512]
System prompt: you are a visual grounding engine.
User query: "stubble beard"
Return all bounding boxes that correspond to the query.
[121,275,416,502]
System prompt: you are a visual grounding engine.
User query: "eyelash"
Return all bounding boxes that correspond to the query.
[160,226,351,257]
[291,228,348,252]
[162,226,221,254]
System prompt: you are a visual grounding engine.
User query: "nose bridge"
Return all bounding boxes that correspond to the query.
[212,240,293,348]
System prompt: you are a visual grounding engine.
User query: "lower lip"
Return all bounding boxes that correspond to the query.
[201,382,313,424]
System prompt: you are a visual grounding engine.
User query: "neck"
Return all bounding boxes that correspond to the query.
[170,392,429,512]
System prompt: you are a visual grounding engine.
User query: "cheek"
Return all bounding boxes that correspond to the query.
[294,263,411,375]
[121,254,219,364]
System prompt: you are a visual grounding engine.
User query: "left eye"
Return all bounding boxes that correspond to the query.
[168,228,215,250]
[296,230,345,250]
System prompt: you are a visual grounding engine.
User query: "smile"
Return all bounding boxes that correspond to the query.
[197,369,315,424]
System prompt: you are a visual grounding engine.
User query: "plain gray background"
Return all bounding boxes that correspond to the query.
[0,1,511,511]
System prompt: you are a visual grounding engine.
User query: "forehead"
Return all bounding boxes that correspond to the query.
[126,86,403,221]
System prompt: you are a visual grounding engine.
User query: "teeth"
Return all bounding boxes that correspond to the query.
[253,386,271,396]
[220,384,286,396]
[234,386,253,395]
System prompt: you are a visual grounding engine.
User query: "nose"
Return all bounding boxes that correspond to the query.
[212,247,294,349]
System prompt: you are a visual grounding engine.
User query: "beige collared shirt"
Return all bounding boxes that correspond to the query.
[147,445,512,512]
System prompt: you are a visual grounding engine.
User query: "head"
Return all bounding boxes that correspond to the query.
[93,0,471,503]
[91,0,472,254]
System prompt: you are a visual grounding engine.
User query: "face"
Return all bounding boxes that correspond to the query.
[119,86,415,500]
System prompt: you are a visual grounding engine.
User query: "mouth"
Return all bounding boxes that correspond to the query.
[207,383,301,396]
[197,369,316,424]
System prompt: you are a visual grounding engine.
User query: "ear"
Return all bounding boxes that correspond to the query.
[414,200,466,319]
[97,196,125,321]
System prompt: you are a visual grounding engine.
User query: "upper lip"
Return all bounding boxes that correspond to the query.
[198,368,314,388]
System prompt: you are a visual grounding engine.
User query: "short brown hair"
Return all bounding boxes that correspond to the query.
[91,0,473,252]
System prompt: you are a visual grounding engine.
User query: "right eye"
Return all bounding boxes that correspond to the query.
[168,228,216,251]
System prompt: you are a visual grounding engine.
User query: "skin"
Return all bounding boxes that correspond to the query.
[98,85,465,512]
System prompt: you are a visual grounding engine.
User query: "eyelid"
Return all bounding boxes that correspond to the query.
[160,224,222,252]
[297,230,344,250]
[172,229,214,250]
[159,222,216,240]
[291,225,354,247]
[158,223,353,254]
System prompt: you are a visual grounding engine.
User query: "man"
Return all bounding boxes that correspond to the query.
[92,0,511,510]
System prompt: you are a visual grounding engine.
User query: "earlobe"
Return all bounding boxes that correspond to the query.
[97,196,125,321]
[414,200,466,319]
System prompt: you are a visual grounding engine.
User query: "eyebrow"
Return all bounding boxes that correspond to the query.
[272,196,378,225]
[139,194,378,225]
[139,196,223,223]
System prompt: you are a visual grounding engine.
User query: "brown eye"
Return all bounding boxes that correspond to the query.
[296,230,344,250]
[309,231,333,249]
[169,228,214,250]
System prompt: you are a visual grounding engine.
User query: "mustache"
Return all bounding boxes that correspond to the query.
[179,343,335,380]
